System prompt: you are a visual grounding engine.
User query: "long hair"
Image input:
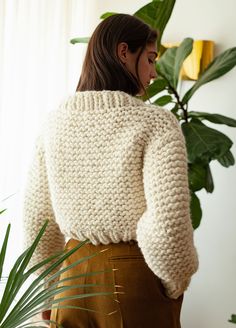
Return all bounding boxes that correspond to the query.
[76,14,158,96]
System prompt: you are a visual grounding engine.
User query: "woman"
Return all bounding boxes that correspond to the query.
[23,14,198,328]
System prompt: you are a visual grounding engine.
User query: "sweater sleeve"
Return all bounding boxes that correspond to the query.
[136,116,198,299]
[22,134,65,281]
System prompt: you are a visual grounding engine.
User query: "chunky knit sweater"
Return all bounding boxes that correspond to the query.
[23,90,198,299]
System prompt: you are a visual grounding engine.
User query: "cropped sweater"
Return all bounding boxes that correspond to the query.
[23,90,198,299]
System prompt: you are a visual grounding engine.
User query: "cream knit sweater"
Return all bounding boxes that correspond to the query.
[23,90,198,299]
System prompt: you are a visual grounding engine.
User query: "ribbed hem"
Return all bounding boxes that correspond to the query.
[64,228,137,246]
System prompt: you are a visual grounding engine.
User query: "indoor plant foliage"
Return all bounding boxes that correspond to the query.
[0,218,114,328]
[71,0,236,230]
[146,37,236,230]
[229,314,236,325]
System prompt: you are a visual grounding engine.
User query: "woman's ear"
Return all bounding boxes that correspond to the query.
[117,42,129,64]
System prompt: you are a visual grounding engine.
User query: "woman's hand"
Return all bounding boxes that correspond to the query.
[42,310,51,321]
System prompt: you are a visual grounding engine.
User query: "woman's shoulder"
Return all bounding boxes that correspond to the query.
[43,91,180,137]
[133,100,180,137]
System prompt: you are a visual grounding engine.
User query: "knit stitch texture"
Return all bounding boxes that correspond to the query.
[23,90,198,299]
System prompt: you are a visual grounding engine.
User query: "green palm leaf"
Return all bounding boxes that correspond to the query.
[5,248,112,325]
[0,209,7,215]
[0,221,49,322]
[0,221,115,328]
[0,224,10,281]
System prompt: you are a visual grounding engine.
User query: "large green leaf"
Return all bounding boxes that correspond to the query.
[173,38,193,88]
[134,0,176,48]
[188,163,206,192]
[188,163,214,193]
[182,119,233,163]
[156,47,178,88]
[154,95,172,106]
[182,47,236,104]
[190,191,202,229]
[157,38,193,89]
[217,149,235,167]
[188,111,236,127]
[142,78,167,101]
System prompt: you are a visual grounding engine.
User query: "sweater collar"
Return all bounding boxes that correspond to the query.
[72,90,144,111]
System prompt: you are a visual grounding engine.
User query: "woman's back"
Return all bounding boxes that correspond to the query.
[24,89,197,299]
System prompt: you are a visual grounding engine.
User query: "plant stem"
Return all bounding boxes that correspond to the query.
[157,70,188,122]
[168,84,188,122]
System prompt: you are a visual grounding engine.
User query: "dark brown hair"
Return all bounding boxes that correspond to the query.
[76,14,158,96]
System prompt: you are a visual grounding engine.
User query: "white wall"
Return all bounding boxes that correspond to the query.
[93,1,236,327]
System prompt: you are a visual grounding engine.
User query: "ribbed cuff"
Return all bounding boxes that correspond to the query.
[162,278,191,299]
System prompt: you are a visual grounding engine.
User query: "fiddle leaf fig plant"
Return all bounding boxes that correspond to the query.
[70,0,236,230]
[71,0,176,47]
[148,39,236,229]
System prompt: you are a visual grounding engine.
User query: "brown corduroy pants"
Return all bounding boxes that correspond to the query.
[50,239,183,328]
